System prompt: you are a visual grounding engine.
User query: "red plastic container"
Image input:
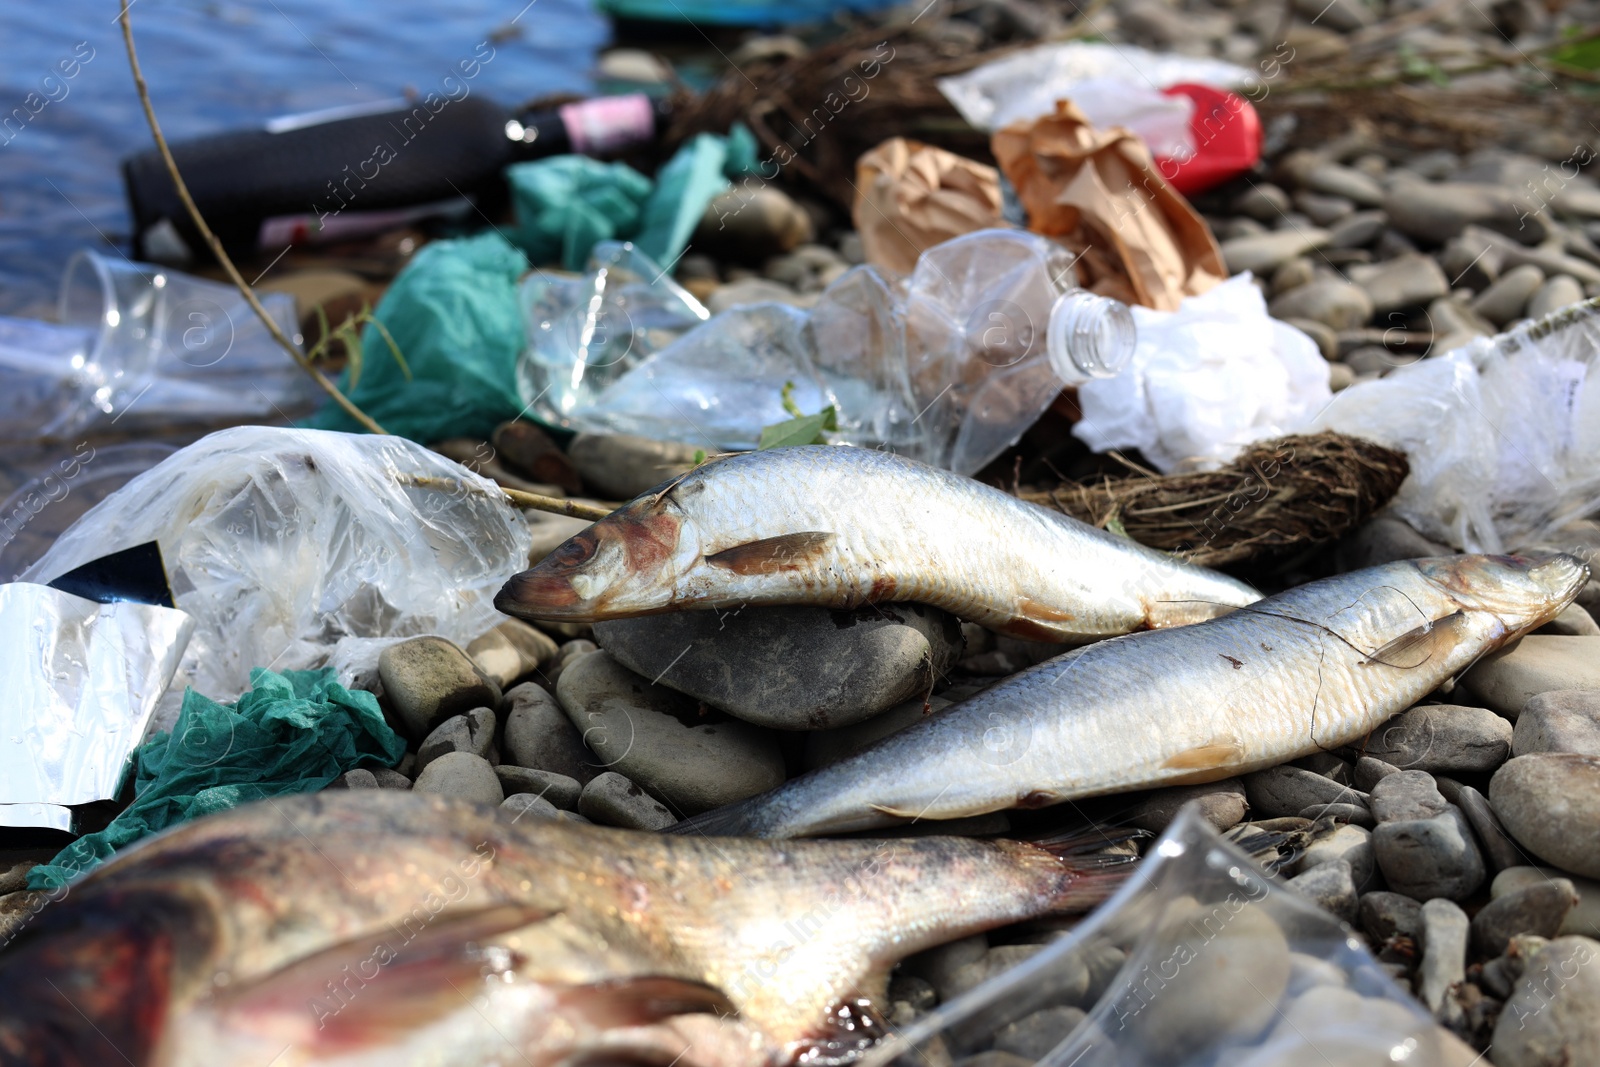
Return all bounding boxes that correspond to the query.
[1154,83,1262,196]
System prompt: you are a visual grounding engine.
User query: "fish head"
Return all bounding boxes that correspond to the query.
[1415,552,1589,634]
[496,494,700,621]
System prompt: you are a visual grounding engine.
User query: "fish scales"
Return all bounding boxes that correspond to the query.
[497,446,1260,641]
[672,554,1588,838]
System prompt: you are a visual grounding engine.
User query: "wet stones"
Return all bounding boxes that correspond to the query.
[594,602,962,730]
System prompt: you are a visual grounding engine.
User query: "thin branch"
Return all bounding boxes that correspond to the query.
[117,1,388,435]
[403,476,612,522]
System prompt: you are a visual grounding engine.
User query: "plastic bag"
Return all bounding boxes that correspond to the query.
[507,155,653,271]
[27,667,405,890]
[564,230,1134,474]
[311,232,529,443]
[865,805,1479,1067]
[20,426,532,700]
[938,41,1257,138]
[516,241,710,429]
[1074,274,1331,473]
[1314,297,1600,553]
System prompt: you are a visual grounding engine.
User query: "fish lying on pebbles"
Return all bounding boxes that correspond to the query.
[496,446,1260,644]
[0,791,1126,1067]
[673,554,1588,839]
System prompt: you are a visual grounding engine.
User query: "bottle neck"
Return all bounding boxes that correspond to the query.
[1046,289,1136,386]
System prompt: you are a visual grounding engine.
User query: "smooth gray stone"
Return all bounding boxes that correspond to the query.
[494,766,582,810]
[1372,806,1486,901]
[1417,898,1469,1017]
[417,706,496,772]
[1289,858,1359,923]
[1490,754,1600,878]
[1244,765,1369,818]
[411,752,504,807]
[378,636,501,741]
[502,681,600,784]
[1513,690,1600,756]
[501,793,560,821]
[1472,880,1579,957]
[1359,890,1423,942]
[1356,704,1512,773]
[1492,936,1600,1066]
[577,771,675,831]
[1455,784,1525,872]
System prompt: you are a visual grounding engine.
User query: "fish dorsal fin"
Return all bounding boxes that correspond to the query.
[212,904,552,1051]
[1364,610,1468,669]
[557,976,737,1028]
[705,532,835,575]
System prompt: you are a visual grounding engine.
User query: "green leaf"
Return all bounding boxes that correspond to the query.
[758,405,838,449]
[691,448,707,466]
[1551,36,1600,70]
[779,380,802,417]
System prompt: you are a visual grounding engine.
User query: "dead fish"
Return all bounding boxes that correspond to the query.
[495,446,1260,643]
[0,790,1125,1067]
[671,554,1588,838]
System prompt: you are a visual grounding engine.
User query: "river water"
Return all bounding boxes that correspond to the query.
[0,0,606,317]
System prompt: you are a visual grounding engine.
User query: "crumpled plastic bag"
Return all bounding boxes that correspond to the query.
[1074,274,1330,472]
[1314,297,1600,553]
[508,155,653,271]
[863,805,1480,1067]
[853,138,1008,274]
[26,667,405,890]
[20,426,532,700]
[992,100,1226,311]
[311,232,529,443]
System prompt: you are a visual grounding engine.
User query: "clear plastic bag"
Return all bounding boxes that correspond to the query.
[561,230,1133,475]
[1314,297,1600,553]
[1074,274,1331,473]
[20,427,532,700]
[866,806,1479,1067]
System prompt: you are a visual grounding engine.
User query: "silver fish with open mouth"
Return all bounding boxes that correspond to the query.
[496,446,1260,643]
[671,553,1588,838]
[0,790,1126,1067]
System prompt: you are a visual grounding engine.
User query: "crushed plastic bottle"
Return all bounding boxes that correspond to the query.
[515,241,710,429]
[528,229,1135,475]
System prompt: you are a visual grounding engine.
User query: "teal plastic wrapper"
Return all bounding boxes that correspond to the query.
[507,155,653,271]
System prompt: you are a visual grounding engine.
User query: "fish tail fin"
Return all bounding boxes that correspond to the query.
[1011,825,1145,914]
[664,796,770,838]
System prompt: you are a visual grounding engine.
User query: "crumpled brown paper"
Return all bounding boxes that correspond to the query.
[992,101,1224,311]
[853,138,1008,274]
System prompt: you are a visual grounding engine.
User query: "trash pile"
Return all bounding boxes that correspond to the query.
[3,0,1600,1064]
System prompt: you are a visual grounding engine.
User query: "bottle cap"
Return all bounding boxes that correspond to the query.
[1046,290,1135,385]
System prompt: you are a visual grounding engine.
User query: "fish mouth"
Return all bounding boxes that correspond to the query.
[1524,551,1590,605]
[496,568,581,619]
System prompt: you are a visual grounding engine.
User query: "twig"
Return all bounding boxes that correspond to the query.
[117,1,388,436]
[401,476,612,522]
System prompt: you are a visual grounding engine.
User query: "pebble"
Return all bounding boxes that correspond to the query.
[1356,703,1513,773]
[1383,181,1535,243]
[372,767,412,790]
[1219,229,1331,275]
[412,752,504,807]
[378,636,501,741]
[1354,755,1402,792]
[1359,253,1450,315]
[944,944,1090,1009]
[1538,603,1600,637]
[1303,161,1385,206]
[1472,879,1579,957]
[1417,898,1469,1017]
[803,695,950,770]
[1136,902,1291,1053]
[1455,784,1526,872]
[903,933,988,1001]
[556,650,785,814]
[494,766,582,810]
[1327,209,1388,249]
[542,639,598,692]
[566,433,700,500]
[1244,765,1368,818]
[1231,183,1290,222]
[1268,277,1375,330]
[1302,802,1373,827]
[596,49,672,83]
[1494,867,1600,939]
[577,771,675,831]
[1513,690,1600,756]
[1270,256,1315,295]
[595,602,962,730]
[1527,274,1585,319]
[466,620,558,689]
[502,681,599,784]
[1490,754,1600,878]
[1462,637,1600,718]
[1286,317,1338,360]
[991,1007,1085,1059]
[327,768,379,789]
[1491,936,1600,1066]
[692,182,814,263]
[1294,190,1355,225]
[1471,263,1545,326]
[1359,891,1423,942]
[490,420,582,494]
[1125,779,1248,833]
[502,793,560,820]
[1288,858,1359,922]
[1370,771,1486,900]
[1293,823,1375,889]
[416,706,496,771]
[1336,516,1454,571]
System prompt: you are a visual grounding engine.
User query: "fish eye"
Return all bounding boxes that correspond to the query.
[552,533,598,567]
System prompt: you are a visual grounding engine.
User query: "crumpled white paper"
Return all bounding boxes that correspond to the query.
[1073,274,1331,473]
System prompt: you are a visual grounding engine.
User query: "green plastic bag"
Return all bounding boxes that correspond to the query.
[508,155,653,271]
[309,232,529,443]
[27,668,405,891]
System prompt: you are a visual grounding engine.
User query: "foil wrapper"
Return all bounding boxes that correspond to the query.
[0,583,193,829]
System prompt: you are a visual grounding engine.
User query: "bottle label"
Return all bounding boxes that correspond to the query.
[257,198,469,248]
[559,94,655,155]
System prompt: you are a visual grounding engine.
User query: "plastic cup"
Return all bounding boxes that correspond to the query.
[0,316,99,440]
[57,250,307,429]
